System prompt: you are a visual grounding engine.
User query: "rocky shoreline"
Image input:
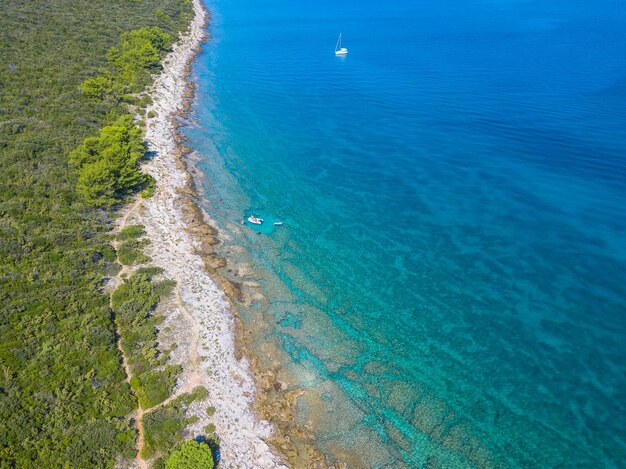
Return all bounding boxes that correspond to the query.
[122,0,287,466]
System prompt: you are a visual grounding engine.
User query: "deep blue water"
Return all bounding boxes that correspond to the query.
[185,0,626,466]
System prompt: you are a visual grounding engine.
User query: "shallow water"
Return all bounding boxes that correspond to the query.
[184,0,626,465]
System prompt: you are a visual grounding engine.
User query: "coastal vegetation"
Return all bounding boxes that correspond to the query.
[0,0,197,466]
[118,224,148,241]
[165,440,215,469]
[81,26,175,109]
[118,239,152,266]
[109,237,216,467]
[111,268,178,408]
[69,115,150,207]
[142,387,211,464]
[116,225,152,265]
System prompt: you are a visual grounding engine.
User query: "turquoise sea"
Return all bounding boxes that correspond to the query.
[184,0,626,466]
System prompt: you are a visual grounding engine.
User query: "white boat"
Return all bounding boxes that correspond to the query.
[273,222,283,226]
[335,33,348,56]
[248,215,263,225]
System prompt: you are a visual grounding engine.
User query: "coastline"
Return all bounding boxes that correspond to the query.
[121,0,287,466]
[181,153,354,468]
[156,4,349,464]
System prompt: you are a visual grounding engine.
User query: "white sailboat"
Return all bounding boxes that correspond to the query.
[335,33,348,56]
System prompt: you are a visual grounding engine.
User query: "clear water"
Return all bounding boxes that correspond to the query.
[184,0,626,466]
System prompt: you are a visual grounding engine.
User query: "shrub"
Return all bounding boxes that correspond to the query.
[165,440,215,469]
[112,270,179,408]
[117,239,151,265]
[131,365,181,409]
[141,174,156,198]
[186,386,209,404]
[142,397,188,459]
[81,75,114,101]
[117,224,146,241]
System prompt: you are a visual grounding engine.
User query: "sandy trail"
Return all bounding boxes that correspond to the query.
[109,196,142,388]
[110,196,204,469]
[108,197,149,469]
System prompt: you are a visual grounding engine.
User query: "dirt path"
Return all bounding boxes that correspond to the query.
[109,197,142,384]
[109,196,203,469]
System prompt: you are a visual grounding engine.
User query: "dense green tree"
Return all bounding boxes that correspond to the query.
[108,27,174,84]
[76,158,118,206]
[165,440,215,469]
[70,115,149,206]
[81,75,115,101]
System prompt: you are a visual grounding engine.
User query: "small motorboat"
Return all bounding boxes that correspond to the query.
[248,215,263,225]
[273,222,283,226]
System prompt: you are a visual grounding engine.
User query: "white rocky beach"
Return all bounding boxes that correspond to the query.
[114,0,287,466]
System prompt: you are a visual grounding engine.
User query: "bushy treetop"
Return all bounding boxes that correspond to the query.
[165,440,215,469]
[69,115,148,207]
[108,27,174,77]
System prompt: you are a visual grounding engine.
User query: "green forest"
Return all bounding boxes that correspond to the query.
[0,0,201,467]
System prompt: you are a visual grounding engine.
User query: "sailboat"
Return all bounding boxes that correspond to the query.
[335,33,348,56]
